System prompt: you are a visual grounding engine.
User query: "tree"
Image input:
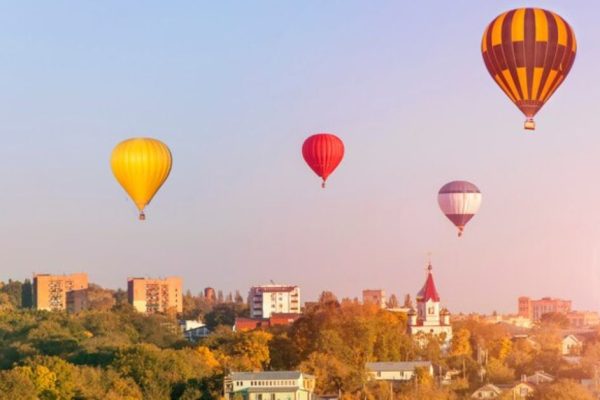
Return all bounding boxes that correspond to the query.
[403,294,413,309]
[451,328,471,357]
[0,279,23,308]
[0,368,37,399]
[486,357,515,384]
[540,312,570,329]
[234,290,244,304]
[534,379,595,400]
[21,279,33,308]
[386,294,399,309]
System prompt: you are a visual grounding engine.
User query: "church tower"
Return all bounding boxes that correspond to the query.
[408,263,452,345]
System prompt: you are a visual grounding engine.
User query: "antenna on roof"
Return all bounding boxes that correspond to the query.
[426,252,433,272]
[270,279,275,285]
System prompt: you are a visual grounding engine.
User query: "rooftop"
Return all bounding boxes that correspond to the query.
[366,361,432,372]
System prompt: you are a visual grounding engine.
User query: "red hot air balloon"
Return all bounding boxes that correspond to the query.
[438,181,482,237]
[302,133,344,188]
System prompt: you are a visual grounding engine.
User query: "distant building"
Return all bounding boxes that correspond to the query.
[179,320,210,342]
[362,289,386,308]
[66,288,90,313]
[407,264,452,344]
[525,371,555,385]
[518,296,571,321]
[204,287,216,302]
[562,335,583,356]
[470,383,502,398]
[223,371,315,400]
[33,273,88,311]
[248,284,300,319]
[235,313,301,331]
[127,277,183,313]
[366,361,433,381]
[483,314,533,329]
[496,382,535,399]
[566,311,600,328]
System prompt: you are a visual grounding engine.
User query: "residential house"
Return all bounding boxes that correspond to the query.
[525,370,554,385]
[562,334,583,356]
[497,382,535,399]
[471,383,502,398]
[223,371,315,400]
[366,361,433,381]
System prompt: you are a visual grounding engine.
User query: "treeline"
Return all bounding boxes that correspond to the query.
[0,282,599,399]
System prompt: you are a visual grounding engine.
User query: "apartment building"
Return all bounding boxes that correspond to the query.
[33,273,88,311]
[248,284,300,319]
[518,296,572,321]
[127,277,183,313]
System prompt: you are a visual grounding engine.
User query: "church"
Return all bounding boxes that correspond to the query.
[407,263,453,345]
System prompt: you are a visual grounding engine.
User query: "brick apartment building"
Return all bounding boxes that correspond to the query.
[127,277,183,313]
[518,296,572,321]
[33,273,88,311]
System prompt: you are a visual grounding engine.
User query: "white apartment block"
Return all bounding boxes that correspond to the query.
[248,285,300,319]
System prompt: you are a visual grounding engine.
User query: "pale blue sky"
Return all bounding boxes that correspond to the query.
[0,1,599,313]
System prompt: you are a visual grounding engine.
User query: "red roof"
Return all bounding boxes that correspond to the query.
[416,265,440,302]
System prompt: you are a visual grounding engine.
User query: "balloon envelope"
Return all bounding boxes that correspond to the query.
[438,181,482,237]
[481,8,576,130]
[111,138,172,220]
[302,133,344,188]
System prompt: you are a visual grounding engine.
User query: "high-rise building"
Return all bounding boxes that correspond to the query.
[127,277,183,313]
[248,284,300,319]
[518,296,572,321]
[407,264,452,344]
[33,273,88,311]
[362,289,386,308]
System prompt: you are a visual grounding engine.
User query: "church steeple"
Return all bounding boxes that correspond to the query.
[416,263,440,303]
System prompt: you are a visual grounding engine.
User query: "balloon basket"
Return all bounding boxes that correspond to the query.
[524,118,535,130]
[139,212,146,221]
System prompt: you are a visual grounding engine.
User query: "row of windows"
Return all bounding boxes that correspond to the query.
[236,379,298,387]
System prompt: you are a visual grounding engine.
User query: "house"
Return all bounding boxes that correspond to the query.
[525,371,554,385]
[366,361,433,381]
[471,383,502,398]
[562,334,583,356]
[223,371,315,400]
[497,382,535,399]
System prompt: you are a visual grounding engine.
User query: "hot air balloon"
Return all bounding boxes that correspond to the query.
[302,133,344,188]
[111,138,172,220]
[481,8,576,130]
[438,181,482,237]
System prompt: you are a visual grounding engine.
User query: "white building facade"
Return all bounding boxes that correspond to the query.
[407,264,453,345]
[248,285,300,319]
[223,371,315,400]
[366,361,433,381]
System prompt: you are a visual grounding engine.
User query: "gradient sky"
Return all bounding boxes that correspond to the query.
[0,1,599,314]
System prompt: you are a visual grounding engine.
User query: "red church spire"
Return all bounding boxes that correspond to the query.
[416,263,440,302]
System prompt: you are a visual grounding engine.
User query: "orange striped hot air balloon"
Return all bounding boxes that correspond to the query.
[481,8,576,130]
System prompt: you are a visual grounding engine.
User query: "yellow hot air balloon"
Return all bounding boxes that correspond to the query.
[110,138,172,220]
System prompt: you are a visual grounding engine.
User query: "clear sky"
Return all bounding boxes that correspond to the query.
[0,1,598,314]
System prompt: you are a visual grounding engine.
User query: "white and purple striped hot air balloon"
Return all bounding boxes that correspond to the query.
[437,181,482,237]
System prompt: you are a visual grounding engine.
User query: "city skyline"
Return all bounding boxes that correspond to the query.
[1,1,600,314]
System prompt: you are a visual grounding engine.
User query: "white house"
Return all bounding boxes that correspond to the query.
[407,264,453,345]
[471,383,502,398]
[562,334,583,356]
[366,361,433,381]
[223,371,315,400]
[525,371,555,384]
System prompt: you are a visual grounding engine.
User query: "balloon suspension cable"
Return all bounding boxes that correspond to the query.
[139,212,146,221]
[524,118,535,131]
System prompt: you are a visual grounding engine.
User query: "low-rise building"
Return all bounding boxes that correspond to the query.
[562,335,583,356]
[496,382,535,399]
[471,383,502,398]
[366,361,433,381]
[234,313,301,332]
[179,320,211,342]
[525,371,554,384]
[518,296,571,322]
[567,311,600,328]
[223,371,315,400]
